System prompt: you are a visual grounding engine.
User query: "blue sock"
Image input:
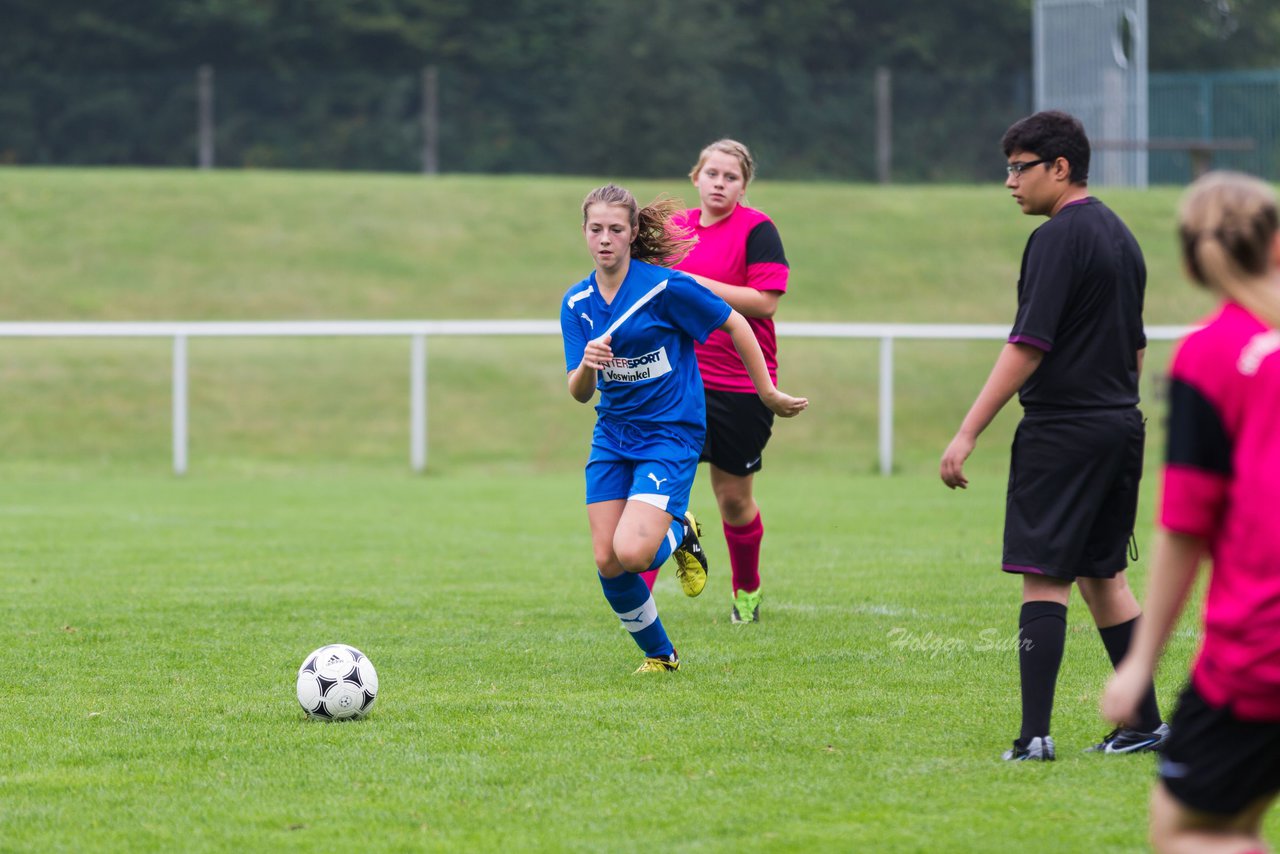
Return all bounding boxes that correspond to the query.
[645,518,684,572]
[598,571,675,658]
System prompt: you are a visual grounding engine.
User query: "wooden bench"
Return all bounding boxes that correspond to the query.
[1092,137,1256,178]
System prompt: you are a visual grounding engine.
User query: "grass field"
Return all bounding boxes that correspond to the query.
[0,168,1260,851]
[2,469,1215,852]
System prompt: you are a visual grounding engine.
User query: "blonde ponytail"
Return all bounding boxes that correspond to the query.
[1179,171,1280,328]
[633,195,695,266]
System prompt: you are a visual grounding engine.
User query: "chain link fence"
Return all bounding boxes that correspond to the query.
[1150,69,1280,183]
[0,67,1031,183]
[4,66,1276,183]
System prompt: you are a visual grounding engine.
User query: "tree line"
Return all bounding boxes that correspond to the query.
[3,1,1278,177]
[8,1,1278,76]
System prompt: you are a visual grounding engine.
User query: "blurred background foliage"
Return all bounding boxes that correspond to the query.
[2,1,1279,179]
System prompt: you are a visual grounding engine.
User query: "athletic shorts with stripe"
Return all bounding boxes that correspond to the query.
[584,418,701,520]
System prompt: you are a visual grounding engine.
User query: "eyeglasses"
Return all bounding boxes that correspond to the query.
[1006,158,1052,176]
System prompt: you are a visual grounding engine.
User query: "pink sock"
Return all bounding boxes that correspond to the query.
[723,512,763,594]
[639,569,659,591]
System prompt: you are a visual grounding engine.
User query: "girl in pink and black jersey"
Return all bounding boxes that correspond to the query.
[1104,172,1280,854]
[638,139,791,624]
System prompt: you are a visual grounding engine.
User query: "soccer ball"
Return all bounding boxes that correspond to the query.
[296,644,379,720]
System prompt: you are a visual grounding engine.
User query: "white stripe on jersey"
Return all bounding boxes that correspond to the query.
[595,280,667,341]
[567,285,594,308]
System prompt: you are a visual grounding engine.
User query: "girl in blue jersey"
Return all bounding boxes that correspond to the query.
[562,183,807,673]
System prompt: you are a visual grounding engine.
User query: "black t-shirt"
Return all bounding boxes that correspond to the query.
[1009,197,1147,411]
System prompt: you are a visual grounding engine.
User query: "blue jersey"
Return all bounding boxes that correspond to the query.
[561,260,731,439]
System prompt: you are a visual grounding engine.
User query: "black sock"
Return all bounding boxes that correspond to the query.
[1018,601,1067,745]
[1098,617,1163,732]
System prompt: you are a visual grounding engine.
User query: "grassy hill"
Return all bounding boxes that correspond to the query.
[1,168,1211,322]
[0,168,1215,475]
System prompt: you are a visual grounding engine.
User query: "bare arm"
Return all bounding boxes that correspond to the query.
[939,342,1044,489]
[566,334,613,403]
[1101,530,1205,725]
[689,273,781,319]
[722,311,807,417]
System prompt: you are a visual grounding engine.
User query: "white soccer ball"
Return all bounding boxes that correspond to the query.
[296,644,379,720]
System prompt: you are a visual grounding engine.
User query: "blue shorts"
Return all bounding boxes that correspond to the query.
[584,419,702,520]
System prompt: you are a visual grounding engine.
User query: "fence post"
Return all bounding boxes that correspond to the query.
[197,65,215,170]
[173,334,189,475]
[878,335,894,475]
[875,67,892,184]
[410,334,428,471]
[422,66,439,175]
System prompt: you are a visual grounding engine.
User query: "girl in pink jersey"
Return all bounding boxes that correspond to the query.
[638,139,791,624]
[1103,171,1280,854]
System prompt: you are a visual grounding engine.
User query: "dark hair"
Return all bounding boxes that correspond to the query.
[581,183,695,267]
[1001,110,1090,185]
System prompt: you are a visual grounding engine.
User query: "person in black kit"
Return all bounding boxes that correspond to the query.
[940,110,1166,761]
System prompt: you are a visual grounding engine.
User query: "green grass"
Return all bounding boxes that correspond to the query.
[0,469,1241,852]
[0,168,1218,324]
[0,333,1182,482]
[0,168,1257,850]
[0,168,1216,480]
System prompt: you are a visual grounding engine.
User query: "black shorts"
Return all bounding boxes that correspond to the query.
[1160,680,1280,816]
[700,389,775,477]
[1002,408,1144,580]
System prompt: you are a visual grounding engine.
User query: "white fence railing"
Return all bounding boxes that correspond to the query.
[0,321,1192,475]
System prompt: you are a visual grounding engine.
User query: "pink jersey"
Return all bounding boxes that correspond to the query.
[673,205,789,393]
[1162,301,1280,720]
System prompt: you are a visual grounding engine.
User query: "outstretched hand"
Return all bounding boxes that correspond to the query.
[765,389,808,418]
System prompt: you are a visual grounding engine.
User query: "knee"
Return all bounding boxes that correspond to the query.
[1081,575,1139,614]
[611,540,654,574]
[717,493,753,521]
[714,486,756,523]
[1021,575,1071,606]
[710,469,757,524]
[593,545,622,576]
